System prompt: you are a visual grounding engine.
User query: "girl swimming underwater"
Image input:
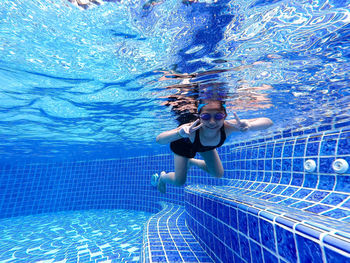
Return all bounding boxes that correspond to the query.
[152,99,273,193]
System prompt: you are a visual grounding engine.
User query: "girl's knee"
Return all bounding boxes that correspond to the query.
[211,169,224,178]
[174,176,187,186]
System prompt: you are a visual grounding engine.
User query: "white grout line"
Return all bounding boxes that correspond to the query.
[177,209,202,262]
[157,204,172,263]
[166,205,185,263]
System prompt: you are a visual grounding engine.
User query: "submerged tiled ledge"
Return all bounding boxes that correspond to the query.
[185,185,350,263]
[203,180,350,224]
[141,202,212,263]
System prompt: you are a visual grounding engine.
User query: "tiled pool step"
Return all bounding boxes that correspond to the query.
[141,202,213,263]
[188,184,350,232]
[225,179,350,222]
[185,185,350,263]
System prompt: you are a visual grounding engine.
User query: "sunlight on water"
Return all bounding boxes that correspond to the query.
[0,0,349,161]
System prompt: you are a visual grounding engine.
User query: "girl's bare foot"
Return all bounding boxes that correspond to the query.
[157,171,167,193]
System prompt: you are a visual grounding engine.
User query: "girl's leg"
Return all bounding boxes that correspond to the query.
[195,149,224,178]
[158,154,189,193]
[188,158,209,173]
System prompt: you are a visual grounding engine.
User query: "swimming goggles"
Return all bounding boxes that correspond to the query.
[199,112,226,121]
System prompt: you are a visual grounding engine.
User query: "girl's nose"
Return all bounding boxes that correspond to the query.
[209,118,216,124]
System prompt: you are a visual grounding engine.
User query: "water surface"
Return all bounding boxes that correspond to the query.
[0,0,349,161]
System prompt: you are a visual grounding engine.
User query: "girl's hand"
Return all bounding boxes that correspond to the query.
[226,112,250,131]
[178,119,203,138]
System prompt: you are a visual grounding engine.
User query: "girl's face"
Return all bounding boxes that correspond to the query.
[199,101,227,130]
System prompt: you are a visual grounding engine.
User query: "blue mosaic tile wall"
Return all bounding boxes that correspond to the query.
[222,127,350,193]
[185,123,350,262]
[1,120,349,262]
[185,189,350,263]
[0,151,219,218]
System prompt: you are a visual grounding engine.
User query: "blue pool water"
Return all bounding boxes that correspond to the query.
[0,0,349,263]
[0,209,152,262]
[0,0,349,162]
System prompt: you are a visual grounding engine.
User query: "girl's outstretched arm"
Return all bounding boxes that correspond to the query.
[156,127,182,145]
[225,113,273,135]
[243,117,273,131]
[156,120,202,145]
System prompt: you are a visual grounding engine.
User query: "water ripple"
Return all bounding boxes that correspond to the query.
[0,0,349,160]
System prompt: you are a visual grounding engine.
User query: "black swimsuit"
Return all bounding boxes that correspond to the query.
[170,126,227,158]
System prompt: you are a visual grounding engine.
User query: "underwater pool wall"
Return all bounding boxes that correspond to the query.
[0,145,222,218]
[0,122,349,218]
[185,121,350,262]
[0,120,349,262]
